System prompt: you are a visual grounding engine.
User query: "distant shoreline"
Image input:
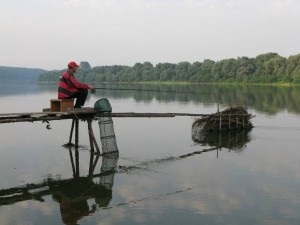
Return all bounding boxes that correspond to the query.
[36,81,299,87]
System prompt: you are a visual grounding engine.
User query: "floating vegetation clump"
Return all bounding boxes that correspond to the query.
[192,106,254,151]
[192,105,254,134]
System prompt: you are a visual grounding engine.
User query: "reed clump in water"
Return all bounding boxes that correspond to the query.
[192,105,254,133]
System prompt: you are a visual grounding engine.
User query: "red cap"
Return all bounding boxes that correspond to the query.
[68,61,80,68]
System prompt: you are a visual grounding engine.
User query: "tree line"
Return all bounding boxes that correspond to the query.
[0,66,46,83]
[37,52,300,84]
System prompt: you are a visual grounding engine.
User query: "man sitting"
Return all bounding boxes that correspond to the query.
[58,61,95,108]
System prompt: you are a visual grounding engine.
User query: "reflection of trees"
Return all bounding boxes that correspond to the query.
[0,151,119,225]
[192,129,252,152]
[0,83,42,96]
[91,83,300,115]
[1,83,299,115]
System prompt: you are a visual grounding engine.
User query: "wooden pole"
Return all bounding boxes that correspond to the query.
[75,149,79,178]
[68,119,75,144]
[87,119,100,154]
[69,149,76,177]
[87,119,95,153]
[242,116,245,128]
[73,118,80,178]
[228,130,231,149]
[89,153,94,176]
[89,153,100,177]
[75,118,79,148]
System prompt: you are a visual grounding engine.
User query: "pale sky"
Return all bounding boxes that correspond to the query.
[1,0,299,70]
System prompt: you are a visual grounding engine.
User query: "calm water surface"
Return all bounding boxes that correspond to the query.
[0,83,300,225]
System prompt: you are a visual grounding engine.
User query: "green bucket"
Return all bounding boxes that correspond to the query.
[94,98,112,113]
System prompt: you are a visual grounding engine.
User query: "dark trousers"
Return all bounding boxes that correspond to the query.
[70,89,88,108]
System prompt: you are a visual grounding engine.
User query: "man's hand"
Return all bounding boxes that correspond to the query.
[90,88,96,93]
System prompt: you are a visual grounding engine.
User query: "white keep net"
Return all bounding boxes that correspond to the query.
[98,116,119,154]
[99,152,119,190]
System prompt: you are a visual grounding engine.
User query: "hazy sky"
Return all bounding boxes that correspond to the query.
[1,0,299,70]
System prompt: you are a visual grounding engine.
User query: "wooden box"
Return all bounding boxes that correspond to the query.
[50,99,74,112]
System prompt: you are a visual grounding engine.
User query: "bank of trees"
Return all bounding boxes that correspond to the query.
[0,66,46,83]
[38,53,300,84]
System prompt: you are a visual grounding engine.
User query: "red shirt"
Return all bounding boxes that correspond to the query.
[58,69,90,98]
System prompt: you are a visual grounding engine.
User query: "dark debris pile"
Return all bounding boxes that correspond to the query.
[192,105,254,133]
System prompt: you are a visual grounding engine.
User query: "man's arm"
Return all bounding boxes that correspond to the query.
[68,75,90,89]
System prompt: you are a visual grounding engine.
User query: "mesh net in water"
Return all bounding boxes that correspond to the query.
[98,115,119,154]
[99,152,119,190]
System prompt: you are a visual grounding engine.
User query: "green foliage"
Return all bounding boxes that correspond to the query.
[80,61,91,69]
[37,54,300,84]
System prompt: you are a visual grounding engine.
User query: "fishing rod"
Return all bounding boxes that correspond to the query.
[93,87,208,95]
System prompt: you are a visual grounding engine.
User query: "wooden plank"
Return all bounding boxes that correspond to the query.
[0,110,253,124]
[0,115,31,119]
[0,111,68,117]
[30,113,63,118]
[0,116,72,124]
[105,112,251,118]
[1,108,251,118]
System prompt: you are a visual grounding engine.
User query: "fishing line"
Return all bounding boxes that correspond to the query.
[93,87,208,95]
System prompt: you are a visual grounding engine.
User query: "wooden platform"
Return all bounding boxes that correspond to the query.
[0,108,94,124]
[0,107,251,124]
[0,108,254,155]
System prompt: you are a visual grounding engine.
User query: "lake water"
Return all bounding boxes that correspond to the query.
[0,83,300,225]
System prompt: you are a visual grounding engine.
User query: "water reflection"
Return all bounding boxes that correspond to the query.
[91,83,300,114]
[52,151,119,225]
[0,151,119,225]
[1,83,300,114]
[0,83,42,96]
[192,129,252,152]
[117,129,252,174]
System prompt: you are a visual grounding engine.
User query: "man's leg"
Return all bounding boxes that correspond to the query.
[72,89,88,108]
